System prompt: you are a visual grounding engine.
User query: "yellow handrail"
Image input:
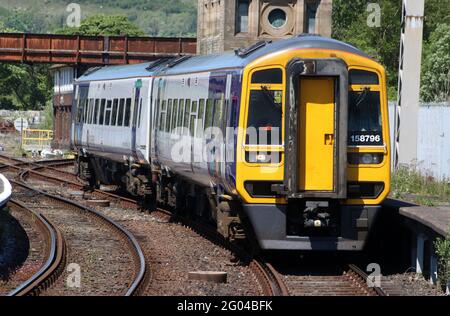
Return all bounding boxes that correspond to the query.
[21,129,54,150]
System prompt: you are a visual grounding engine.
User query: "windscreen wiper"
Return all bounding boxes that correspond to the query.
[260,85,282,112]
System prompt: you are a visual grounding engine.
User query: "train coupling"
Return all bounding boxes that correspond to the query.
[303,201,333,229]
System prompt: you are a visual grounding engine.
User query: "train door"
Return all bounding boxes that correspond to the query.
[73,84,88,148]
[131,79,142,158]
[298,77,335,191]
[282,59,348,199]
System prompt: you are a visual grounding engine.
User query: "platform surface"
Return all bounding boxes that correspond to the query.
[384,199,450,237]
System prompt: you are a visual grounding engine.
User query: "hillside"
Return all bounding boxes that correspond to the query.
[0,0,197,37]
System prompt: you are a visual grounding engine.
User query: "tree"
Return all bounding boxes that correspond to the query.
[56,14,145,36]
[421,24,450,102]
[332,0,402,99]
[0,21,52,111]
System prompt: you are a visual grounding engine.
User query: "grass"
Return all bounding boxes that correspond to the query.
[391,166,450,206]
[434,229,450,292]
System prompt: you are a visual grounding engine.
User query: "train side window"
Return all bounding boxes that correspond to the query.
[78,99,83,123]
[159,100,166,131]
[105,100,112,126]
[93,99,100,125]
[117,99,125,127]
[83,99,89,123]
[184,100,191,129]
[197,99,205,136]
[99,99,106,125]
[190,101,198,136]
[87,99,92,124]
[172,99,178,131]
[111,99,118,126]
[251,68,283,84]
[213,99,223,128]
[124,98,132,127]
[138,98,143,128]
[177,99,185,129]
[166,99,173,132]
[204,99,214,129]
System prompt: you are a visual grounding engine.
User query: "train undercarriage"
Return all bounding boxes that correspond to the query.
[76,152,379,251]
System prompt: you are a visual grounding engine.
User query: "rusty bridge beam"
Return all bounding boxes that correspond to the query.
[0,32,197,65]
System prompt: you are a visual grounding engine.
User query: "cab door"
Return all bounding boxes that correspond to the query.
[298,77,335,191]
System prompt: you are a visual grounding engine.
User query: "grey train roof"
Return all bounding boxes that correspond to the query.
[76,35,372,82]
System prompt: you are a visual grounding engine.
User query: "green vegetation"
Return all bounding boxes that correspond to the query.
[434,229,450,292]
[332,0,450,101]
[0,21,52,111]
[56,14,145,36]
[39,101,54,130]
[0,0,197,37]
[421,24,450,102]
[391,167,450,206]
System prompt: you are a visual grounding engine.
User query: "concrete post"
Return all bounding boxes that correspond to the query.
[430,246,438,285]
[395,0,425,167]
[416,233,425,274]
[410,232,417,270]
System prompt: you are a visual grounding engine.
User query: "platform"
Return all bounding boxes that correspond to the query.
[384,199,450,237]
[0,173,12,209]
[383,198,449,293]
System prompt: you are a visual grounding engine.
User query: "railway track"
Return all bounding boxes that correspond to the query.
[5,199,66,296]
[2,154,387,296]
[1,158,148,296]
[272,258,387,296]
[0,155,288,296]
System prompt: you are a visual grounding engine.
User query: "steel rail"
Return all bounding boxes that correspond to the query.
[1,158,148,296]
[3,156,286,296]
[347,264,387,296]
[16,171,148,296]
[6,198,66,296]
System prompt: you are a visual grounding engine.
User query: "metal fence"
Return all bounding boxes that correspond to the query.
[389,102,450,180]
[21,129,53,151]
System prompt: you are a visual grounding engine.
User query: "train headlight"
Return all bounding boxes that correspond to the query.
[348,153,384,165]
[361,154,373,164]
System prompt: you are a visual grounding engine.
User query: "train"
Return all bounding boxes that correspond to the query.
[71,35,391,251]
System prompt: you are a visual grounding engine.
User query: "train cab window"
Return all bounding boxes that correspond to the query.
[117,99,125,127]
[99,99,106,125]
[105,100,112,126]
[171,99,178,130]
[184,100,191,129]
[93,99,100,125]
[204,99,214,129]
[124,98,132,127]
[348,90,383,146]
[177,99,185,128]
[251,68,283,84]
[349,69,379,85]
[246,89,282,145]
[112,99,118,126]
[166,99,173,132]
[197,99,205,136]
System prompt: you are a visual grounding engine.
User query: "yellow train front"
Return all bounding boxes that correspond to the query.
[233,37,390,251]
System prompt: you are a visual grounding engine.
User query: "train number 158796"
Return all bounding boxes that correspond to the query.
[348,132,382,146]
